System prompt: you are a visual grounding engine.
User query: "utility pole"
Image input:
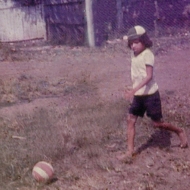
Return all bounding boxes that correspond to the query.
[85,0,95,47]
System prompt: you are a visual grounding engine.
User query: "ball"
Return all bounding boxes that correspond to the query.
[32,161,54,183]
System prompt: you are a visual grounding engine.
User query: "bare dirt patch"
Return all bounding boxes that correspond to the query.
[0,39,190,190]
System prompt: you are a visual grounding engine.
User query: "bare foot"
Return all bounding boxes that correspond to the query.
[116,151,133,163]
[178,128,188,148]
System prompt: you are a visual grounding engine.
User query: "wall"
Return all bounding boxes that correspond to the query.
[0,0,46,42]
[44,0,85,45]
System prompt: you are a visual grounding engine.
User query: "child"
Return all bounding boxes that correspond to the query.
[118,25,188,161]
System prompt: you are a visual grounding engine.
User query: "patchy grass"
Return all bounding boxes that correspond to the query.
[0,100,127,189]
[0,39,190,190]
[0,68,127,189]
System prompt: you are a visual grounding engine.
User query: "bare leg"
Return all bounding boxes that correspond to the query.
[117,114,138,161]
[153,120,188,148]
[126,114,138,155]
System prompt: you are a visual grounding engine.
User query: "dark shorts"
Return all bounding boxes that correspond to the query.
[129,91,163,121]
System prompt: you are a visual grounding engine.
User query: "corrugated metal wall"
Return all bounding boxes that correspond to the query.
[0,0,46,42]
[44,0,86,45]
[0,0,118,46]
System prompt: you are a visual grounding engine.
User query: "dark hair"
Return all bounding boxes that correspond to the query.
[128,33,153,48]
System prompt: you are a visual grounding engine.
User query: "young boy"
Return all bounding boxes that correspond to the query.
[118,25,188,161]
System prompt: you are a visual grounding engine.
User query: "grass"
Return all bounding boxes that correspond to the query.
[0,37,190,190]
[0,68,128,190]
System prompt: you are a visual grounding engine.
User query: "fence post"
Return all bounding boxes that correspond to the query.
[85,0,95,47]
[154,0,159,38]
[117,0,123,32]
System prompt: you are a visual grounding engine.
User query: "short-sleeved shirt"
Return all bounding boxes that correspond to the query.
[131,48,158,96]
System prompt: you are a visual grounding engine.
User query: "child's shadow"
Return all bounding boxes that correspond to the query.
[136,129,172,154]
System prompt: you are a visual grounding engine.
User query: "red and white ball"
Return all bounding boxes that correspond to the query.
[32,161,54,183]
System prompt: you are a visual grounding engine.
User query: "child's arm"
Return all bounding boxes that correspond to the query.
[126,65,153,98]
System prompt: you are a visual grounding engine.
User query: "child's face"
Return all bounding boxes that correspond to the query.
[129,39,145,56]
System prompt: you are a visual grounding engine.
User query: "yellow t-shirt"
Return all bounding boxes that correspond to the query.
[131,48,158,96]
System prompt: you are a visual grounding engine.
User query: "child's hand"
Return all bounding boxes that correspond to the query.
[125,89,135,100]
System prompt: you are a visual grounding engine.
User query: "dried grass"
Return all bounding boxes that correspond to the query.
[0,68,127,190]
[0,39,190,190]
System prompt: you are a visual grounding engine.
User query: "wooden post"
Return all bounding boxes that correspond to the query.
[117,0,123,32]
[85,0,95,47]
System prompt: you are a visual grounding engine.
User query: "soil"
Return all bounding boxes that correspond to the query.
[0,39,190,190]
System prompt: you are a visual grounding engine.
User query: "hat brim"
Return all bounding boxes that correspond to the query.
[127,34,142,41]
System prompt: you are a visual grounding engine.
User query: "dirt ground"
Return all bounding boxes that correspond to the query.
[0,39,190,190]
